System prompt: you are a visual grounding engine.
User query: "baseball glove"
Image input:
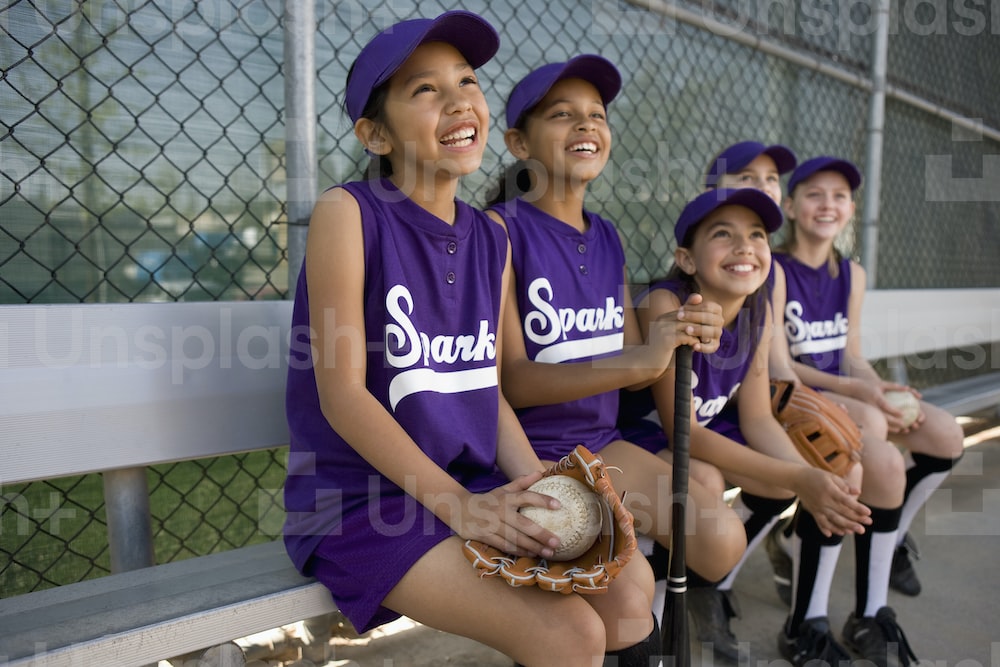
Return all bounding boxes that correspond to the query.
[769,379,863,477]
[462,444,637,595]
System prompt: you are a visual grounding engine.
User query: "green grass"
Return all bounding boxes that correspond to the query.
[1,448,288,597]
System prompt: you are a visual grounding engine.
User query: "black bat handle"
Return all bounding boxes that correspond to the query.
[663,344,692,667]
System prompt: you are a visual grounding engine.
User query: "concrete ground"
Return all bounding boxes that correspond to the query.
[312,427,1000,667]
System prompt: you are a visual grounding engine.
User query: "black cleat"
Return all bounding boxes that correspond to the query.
[778,616,852,667]
[765,517,793,606]
[889,532,922,597]
[688,587,742,662]
[842,606,918,667]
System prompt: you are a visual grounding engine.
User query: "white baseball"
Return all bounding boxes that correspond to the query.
[520,476,603,561]
[883,390,920,428]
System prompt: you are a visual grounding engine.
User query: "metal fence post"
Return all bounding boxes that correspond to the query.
[861,0,891,287]
[103,467,155,573]
[284,0,317,299]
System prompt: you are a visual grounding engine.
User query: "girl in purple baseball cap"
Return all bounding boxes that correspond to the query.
[487,55,752,664]
[283,13,639,665]
[618,186,874,663]
[703,140,797,204]
[677,139,803,660]
[767,157,962,666]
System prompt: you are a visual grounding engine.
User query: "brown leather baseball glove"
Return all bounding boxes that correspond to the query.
[769,379,863,477]
[462,444,637,594]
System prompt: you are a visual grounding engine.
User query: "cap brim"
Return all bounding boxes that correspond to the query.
[419,11,500,74]
[704,142,797,188]
[506,54,622,128]
[675,187,783,245]
[347,11,499,122]
[722,188,784,233]
[761,145,797,174]
[789,157,862,193]
[554,55,622,107]
[374,11,499,92]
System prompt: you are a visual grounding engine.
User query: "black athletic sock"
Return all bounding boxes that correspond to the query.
[649,540,718,587]
[787,506,843,633]
[604,614,661,667]
[898,452,960,541]
[717,492,795,590]
[648,540,670,576]
[737,491,797,542]
[854,504,902,617]
[686,568,717,588]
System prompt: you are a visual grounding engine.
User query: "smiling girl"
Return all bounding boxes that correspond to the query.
[617,186,872,664]
[769,156,963,666]
[486,56,750,663]
[282,14,652,666]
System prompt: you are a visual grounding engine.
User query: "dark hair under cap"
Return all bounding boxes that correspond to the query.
[704,141,797,188]
[674,188,783,246]
[787,156,862,194]
[504,54,622,129]
[345,11,499,123]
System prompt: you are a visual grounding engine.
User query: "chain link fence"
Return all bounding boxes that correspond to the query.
[1,0,287,304]
[2,0,998,598]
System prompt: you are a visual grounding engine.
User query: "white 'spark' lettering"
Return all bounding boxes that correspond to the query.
[692,373,740,426]
[784,300,848,357]
[523,278,624,344]
[522,278,625,363]
[383,284,497,409]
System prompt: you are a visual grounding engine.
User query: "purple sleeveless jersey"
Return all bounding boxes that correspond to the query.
[491,199,626,461]
[618,279,758,451]
[775,254,852,375]
[284,179,509,633]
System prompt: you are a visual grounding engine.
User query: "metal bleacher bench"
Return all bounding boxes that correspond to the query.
[860,289,1000,418]
[0,300,336,667]
[2,289,999,666]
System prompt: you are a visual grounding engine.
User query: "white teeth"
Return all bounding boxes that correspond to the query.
[569,142,597,153]
[441,127,475,145]
[727,264,755,273]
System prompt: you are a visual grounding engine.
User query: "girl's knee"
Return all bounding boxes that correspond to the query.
[690,514,746,581]
[571,613,608,656]
[846,461,864,489]
[921,405,965,457]
[720,510,748,569]
[511,602,605,664]
[691,459,726,496]
[597,575,655,649]
[855,403,889,440]
[861,441,906,499]
[689,491,745,579]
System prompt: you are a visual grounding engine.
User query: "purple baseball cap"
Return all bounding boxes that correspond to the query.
[505,54,622,129]
[787,156,863,194]
[344,11,500,123]
[704,141,797,188]
[674,188,783,246]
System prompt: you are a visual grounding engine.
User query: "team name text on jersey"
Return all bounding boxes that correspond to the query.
[784,300,848,356]
[384,285,496,367]
[523,277,624,346]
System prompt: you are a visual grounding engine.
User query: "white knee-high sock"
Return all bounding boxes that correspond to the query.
[717,492,795,591]
[788,508,844,631]
[854,504,902,617]
[898,452,957,542]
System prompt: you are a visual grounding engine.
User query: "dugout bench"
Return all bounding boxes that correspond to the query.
[2,291,999,666]
[0,300,336,667]
[859,289,1000,418]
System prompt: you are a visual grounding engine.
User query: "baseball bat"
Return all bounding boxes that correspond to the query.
[662,344,692,667]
